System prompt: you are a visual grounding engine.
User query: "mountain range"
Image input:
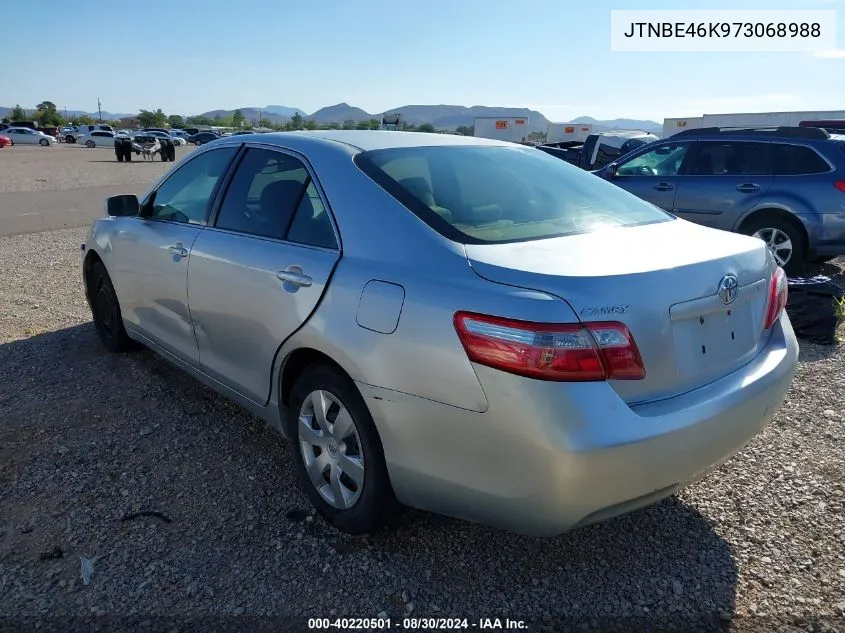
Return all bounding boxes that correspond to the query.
[1,104,662,134]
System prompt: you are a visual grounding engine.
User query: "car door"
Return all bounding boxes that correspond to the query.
[605,140,693,213]
[93,131,114,147]
[108,146,240,364]
[14,129,35,144]
[187,146,341,405]
[672,140,774,230]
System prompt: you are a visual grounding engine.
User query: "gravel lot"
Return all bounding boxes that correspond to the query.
[0,144,195,193]
[1,224,845,629]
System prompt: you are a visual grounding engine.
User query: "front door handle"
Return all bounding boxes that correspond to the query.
[277,268,313,288]
[736,183,761,193]
[168,242,188,258]
[653,182,674,191]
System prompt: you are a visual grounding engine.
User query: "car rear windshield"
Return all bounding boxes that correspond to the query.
[354,145,672,244]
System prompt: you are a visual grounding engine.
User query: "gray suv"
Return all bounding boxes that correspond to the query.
[594,127,845,273]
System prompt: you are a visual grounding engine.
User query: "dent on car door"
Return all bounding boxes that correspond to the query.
[187,146,341,405]
[672,141,774,230]
[607,141,692,212]
[110,146,239,363]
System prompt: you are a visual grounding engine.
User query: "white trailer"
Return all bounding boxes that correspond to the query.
[663,110,845,136]
[473,116,530,143]
[546,122,593,144]
[662,117,704,137]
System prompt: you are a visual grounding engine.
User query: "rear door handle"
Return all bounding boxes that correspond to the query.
[277,268,313,288]
[168,242,188,258]
[736,183,761,193]
[653,182,674,191]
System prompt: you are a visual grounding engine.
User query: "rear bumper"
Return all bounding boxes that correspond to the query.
[360,314,799,536]
[799,212,845,257]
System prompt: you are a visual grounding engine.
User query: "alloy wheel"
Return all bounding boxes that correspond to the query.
[753,227,792,267]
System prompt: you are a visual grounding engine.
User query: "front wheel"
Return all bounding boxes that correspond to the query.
[741,216,806,275]
[40,138,50,146]
[85,140,95,148]
[65,135,75,144]
[86,260,137,353]
[285,364,401,534]
[194,140,202,146]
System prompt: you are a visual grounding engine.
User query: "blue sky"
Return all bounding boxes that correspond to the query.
[5,0,844,123]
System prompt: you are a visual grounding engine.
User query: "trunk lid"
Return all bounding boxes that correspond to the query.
[464,219,774,404]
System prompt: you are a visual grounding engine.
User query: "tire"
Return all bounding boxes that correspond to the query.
[85,140,95,148]
[160,144,169,161]
[194,139,202,146]
[87,260,136,353]
[116,150,124,162]
[285,363,401,534]
[740,215,806,275]
[125,144,132,162]
[66,135,75,144]
[167,139,176,161]
[40,138,49,146]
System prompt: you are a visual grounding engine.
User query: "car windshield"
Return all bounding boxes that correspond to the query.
[354,145,672,244]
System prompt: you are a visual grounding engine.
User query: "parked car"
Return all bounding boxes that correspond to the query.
[142,130,187,146]
[168,130,191,141]
[594,126,845,273]
[81,131,798,537]
[2,127,56,146]
[79,130,117,148]
[0,134,11,148]
[66,124,115,144]
[232,130,257,135]
[188,131,221,145]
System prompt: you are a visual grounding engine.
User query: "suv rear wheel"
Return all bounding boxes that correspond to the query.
[741,215,806,275]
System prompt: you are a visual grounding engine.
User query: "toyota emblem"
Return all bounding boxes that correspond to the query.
[717,274,739,305]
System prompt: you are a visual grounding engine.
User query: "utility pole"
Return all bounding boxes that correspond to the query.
[97,98,102,123]
[64,106,68,121]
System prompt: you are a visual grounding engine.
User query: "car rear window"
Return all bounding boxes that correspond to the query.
[354,145,672,244]
[773,143,831,175]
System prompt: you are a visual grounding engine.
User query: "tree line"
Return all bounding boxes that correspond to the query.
[2,101,481,135]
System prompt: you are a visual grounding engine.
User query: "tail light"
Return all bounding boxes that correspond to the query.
[453,311,645,382]
[764,266,788,330]
[834,181,845,193]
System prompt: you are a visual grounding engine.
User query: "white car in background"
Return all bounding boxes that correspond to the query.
[144,130,188,146]
[79,130,117,148]
[3,127,57,146]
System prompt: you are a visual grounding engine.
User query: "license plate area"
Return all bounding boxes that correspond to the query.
[670,279,767,377]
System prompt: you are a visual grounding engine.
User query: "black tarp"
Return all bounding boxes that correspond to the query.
[785,276,845,345]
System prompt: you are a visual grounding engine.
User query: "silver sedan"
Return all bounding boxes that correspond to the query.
[81,131,798,536]
[3,127,56,146]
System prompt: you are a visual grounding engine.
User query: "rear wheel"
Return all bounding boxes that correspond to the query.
[167,139,176,161]
[741,215,806,275]
[40,138,49,146]
[85,140,95,148]
[285,364,401,534]
[87,260,136,353]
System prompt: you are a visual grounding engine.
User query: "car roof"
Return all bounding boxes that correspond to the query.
[216,130,515,152]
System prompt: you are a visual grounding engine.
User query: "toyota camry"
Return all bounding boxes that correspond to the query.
[81,131,798,537]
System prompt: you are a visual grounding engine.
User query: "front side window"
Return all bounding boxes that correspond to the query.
[355,145,672,244]
[145,147,238,225]
[616,142,691,177]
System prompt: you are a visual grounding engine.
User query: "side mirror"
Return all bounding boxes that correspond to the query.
[105,194,140,217]
[607,163,619,179]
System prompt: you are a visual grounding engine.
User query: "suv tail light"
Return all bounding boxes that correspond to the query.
[453,312,645,382]
[764,266,788,330]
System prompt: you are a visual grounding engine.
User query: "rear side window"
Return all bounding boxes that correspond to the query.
[687,141,772,176]
[773,144,830,175]
[355,145,671,244]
